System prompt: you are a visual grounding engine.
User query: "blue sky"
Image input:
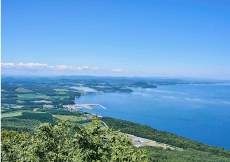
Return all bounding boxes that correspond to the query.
[2,0,230,79]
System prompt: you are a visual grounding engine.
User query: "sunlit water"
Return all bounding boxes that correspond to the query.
[75,84,230,150]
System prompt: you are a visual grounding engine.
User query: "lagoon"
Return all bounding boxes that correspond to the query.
[75,84,230,150]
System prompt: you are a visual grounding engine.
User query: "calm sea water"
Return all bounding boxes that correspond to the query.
[75,84,230,150]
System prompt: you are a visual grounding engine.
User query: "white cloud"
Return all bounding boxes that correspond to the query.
[56,65,76,70]
[91,67,100,70]
[1,63,122,74]
[1,62,52,69]
[18,63,50,69]
[112,69,122,72]
[82,66,89,70]
[1,62,126,76]
[1,63,93,71]
[1,63,15,67]
[56,65,68,69]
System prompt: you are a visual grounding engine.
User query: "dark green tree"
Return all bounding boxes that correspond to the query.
[1,118,148,162]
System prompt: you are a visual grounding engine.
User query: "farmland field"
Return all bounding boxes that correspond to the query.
[54,89,69,91]
[1,110,46,118]
[15,87,33,93]
[17,94,69,99]
[1,111,23,118]
[18,94,38,98]
[16,100,24,103]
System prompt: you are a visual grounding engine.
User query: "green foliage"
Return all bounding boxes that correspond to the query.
[1,85,19,92]
[1,118,148,162]
[15,112,56,124]
[102,117,230,159]
[1,109,89,136]
[136,146,230,162]
[1,111,58,134]
[131,82,157,88]
[1,129,30,161]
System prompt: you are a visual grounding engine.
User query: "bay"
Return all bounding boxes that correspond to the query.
[75,84,230,150]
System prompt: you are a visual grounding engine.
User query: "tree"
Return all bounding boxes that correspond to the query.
[1,118,148,162]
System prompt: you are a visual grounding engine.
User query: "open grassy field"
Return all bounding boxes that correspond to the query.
[17,100,24,103]
[18,94,38,98]
[73,90,84,94]
[1,110,46,118]
[52,115,83,122]
[35,94,50,99]
[1,111,23,118]
[54,89,70,92]
[51,115,105,129]
[15,87,33,93]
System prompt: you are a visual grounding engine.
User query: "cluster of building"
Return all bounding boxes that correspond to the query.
[11,105,24,109]
[63,104,79,111]
[43,105,54,108]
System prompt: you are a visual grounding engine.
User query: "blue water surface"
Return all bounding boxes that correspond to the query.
[75,84,230,150]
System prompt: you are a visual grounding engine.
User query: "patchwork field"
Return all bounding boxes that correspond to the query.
[17,93,69,99]
[54,89,69,95]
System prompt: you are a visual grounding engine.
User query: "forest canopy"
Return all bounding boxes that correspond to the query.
[1,118,148,162]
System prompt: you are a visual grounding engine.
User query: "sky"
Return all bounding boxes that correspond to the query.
[2,0,230,79]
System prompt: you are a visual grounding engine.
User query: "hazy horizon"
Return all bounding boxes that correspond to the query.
[2,73,229,82]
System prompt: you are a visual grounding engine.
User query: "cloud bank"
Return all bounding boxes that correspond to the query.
[1,62,124,76]
[112,69,122,72]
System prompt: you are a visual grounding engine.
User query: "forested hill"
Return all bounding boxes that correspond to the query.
[2,108,230,161]
[102,117,230,159]
[131,82,157,88]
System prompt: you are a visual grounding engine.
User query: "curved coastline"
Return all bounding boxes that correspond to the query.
[74,84,230,150]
